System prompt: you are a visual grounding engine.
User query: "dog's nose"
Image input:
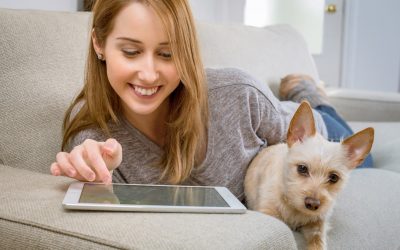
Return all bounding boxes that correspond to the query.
[305,197,320,211]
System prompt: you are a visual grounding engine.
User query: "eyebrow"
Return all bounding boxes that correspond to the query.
[116,37,169,45]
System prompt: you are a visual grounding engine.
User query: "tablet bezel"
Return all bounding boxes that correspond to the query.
[62,182,247,214]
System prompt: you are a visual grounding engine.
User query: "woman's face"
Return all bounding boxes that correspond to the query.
[94,2,180,121]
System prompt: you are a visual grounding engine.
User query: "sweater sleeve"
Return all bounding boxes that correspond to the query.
[223,69,328,146]
[254,96,328,145]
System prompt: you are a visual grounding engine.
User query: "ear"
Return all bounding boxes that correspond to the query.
[342,127,374,169]
[91,28,103,55]
[287,101,316,147]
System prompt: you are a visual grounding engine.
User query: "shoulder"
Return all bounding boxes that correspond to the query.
[205,68,261,91]
[205,68,279,108]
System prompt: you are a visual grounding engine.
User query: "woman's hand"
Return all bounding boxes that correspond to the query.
[50,138,122,183]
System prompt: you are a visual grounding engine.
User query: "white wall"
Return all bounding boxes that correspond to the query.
[342,0,400,92]
[244,0,324,54]
[189,0,245,24]
[189,0,323,55]
[0,0,81,11]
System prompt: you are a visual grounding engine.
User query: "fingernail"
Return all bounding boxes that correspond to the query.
[88,173,95,181]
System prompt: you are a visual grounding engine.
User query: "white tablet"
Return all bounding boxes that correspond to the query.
[63,182,247,214]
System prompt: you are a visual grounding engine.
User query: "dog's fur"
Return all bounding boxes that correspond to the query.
[244,102,374,250]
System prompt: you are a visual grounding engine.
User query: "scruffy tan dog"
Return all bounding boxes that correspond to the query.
[244,101,374,250]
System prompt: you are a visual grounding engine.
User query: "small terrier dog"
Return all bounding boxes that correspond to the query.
[244,101,374,250]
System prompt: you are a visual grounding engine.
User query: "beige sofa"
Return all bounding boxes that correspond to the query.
[1,8,400,250]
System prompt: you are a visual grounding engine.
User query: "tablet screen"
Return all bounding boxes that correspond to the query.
[79,183,229,207]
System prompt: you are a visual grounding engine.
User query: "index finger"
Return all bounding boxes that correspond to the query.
[83,140,112,183]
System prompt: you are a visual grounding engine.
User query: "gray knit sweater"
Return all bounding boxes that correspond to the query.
[70,68,327,201]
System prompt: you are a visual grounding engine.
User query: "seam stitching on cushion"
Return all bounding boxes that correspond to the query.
[0,216,130,250]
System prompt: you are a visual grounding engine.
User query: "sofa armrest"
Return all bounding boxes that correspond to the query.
[327,88,400,122]
[0,165,297,249]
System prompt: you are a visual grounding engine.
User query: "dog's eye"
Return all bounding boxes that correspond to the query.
[297,165,309,176]
[328,173,339,183]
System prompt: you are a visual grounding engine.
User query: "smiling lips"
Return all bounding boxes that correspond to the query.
[130,84,160,96]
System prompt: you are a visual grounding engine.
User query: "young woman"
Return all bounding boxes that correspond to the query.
[50,0,371,201]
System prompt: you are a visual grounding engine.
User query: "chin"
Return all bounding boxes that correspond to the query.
[123,100,162,116]
[130,107,159,116]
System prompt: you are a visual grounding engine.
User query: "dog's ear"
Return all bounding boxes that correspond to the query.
[287,101,316,147]
[342,127,374,169]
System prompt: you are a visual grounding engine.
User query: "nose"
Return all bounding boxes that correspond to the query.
[304,197,320,211]
[137,55,159,84]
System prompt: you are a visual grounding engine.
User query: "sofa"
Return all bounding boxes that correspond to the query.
[1,8,400,250]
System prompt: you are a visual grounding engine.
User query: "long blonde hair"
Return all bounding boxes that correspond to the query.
[62,0,208,184]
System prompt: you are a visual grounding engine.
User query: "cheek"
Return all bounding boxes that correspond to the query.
[164,64,180,84]
[106,58,132,86]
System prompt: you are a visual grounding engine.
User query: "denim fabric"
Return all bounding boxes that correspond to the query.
[315,105,373,168]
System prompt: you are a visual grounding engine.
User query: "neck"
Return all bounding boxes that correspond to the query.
[123,100,169,147]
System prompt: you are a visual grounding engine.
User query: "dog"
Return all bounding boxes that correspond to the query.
[244,101,374,250]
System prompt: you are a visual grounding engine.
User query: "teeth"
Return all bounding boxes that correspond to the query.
[133,86,158,96]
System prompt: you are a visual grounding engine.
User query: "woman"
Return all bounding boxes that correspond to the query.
[50,0,371,201]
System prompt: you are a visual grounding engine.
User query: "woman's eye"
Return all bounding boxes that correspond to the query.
[159,51,172,59]
[122,49,140,56]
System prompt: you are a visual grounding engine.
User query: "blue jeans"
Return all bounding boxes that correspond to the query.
[315,105,373,168]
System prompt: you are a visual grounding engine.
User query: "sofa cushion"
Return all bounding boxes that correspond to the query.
[0,9,91,173]
[294,168,400,250]
[0,165,297,249]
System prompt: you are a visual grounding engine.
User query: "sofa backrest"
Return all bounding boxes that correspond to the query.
[197,21,319,93]
[0,8,319,174]
[0,9,91,173]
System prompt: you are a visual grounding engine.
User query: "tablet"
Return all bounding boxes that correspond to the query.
[62,182,247,214]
